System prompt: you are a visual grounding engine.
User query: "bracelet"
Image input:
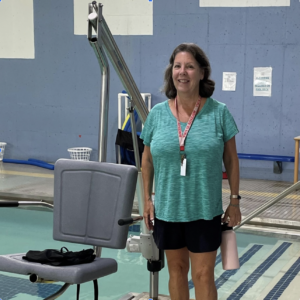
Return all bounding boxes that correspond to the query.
[230,195,241,200]
[229,203,240,208]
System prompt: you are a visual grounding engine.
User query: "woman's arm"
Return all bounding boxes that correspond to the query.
[222,136,242,227]
[141,145,155,230]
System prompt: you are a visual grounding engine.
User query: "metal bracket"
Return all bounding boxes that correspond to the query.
[140,233,159,261]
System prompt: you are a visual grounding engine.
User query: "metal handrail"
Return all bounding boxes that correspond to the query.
[234,180,300,231]
[0,200,54,210]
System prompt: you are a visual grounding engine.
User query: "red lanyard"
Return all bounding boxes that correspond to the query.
[175,96,201,152]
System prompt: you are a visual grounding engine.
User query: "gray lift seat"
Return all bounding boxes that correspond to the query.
[0,253,117,284]
[0,159,138,294]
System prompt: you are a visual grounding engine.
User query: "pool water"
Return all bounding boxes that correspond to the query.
[0,207,299,300]
[0,207,170,300]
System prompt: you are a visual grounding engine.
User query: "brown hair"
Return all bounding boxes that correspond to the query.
[163,43,215,99]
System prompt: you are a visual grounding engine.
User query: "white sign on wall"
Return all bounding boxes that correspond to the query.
[253,67,272,97]
[0,0,35,59]
[200,0,290,7]
[74,0,153,36]
[222,72,237,91]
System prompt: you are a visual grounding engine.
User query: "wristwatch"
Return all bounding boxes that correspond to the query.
[229,195,241,200]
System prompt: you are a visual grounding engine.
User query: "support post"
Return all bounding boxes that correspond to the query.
[150,272,159,300]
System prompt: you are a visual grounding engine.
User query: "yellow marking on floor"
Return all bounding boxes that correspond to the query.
[222,189,300,201]
[0,170,54,178]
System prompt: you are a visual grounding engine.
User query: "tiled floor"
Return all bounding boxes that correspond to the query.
[0,163,53,201]
[222,179,300,226]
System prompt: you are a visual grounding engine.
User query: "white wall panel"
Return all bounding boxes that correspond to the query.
[200,0,290,7]
[74,0,153,35]
[0,0,34,59]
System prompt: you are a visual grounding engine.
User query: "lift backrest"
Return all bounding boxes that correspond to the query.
[53,159,138,249]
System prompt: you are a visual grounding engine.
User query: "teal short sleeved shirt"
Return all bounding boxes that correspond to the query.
[140,98,239,222]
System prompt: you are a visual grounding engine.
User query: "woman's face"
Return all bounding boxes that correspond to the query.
[172,51,203,98]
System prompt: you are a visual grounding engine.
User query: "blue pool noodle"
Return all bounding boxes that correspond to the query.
[3,159,54,170]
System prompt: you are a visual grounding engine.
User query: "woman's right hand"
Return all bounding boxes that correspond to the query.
[143,198,154,231]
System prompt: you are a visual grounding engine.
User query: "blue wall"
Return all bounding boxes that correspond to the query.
[0,0,299,181]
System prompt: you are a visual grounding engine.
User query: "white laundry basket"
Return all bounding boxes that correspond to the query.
[67,147,92,161]
[0,142,7,161]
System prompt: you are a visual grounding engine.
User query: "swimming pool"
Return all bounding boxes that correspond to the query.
[0,207,299,300]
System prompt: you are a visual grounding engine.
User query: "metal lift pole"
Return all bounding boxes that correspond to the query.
[88,3,148,124]
[87,3,163,299]
[88,3,109,164]
[88,2,150,236]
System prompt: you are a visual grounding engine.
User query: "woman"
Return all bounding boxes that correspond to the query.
[140,43,241,300]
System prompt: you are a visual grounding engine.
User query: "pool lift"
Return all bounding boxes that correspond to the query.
[87,2,165,299]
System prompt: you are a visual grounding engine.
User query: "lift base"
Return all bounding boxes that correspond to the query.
[119,292,171,300]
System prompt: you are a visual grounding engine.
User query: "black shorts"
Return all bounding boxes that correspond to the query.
[153,215,222,253]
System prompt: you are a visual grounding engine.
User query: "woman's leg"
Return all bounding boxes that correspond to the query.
[189,250,217,300]
[165,247,190,300]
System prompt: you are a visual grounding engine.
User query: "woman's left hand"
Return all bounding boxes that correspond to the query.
[222,204,241,227]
